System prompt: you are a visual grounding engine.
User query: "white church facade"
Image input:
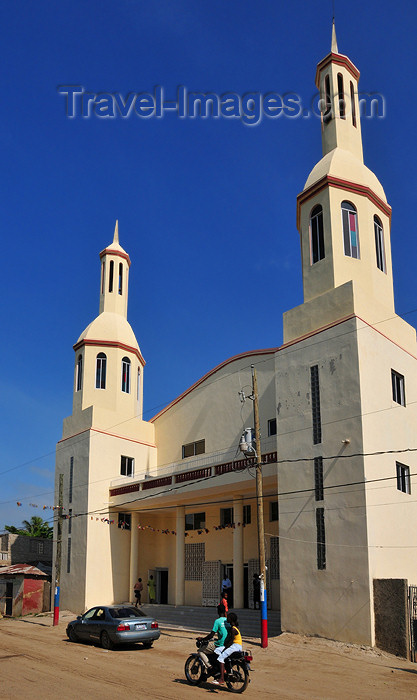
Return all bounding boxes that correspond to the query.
[55,29,417,649]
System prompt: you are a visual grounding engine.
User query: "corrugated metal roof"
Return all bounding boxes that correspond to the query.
[0,563,49,577]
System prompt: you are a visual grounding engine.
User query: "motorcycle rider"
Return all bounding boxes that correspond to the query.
[196,603,227,670]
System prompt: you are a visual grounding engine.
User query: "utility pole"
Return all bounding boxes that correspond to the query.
[53,473,63,627]
[251,365,268,648]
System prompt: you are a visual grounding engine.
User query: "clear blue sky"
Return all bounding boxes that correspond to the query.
[1,0,417,529]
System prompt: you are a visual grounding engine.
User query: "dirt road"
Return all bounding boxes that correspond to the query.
[0,611,416,699]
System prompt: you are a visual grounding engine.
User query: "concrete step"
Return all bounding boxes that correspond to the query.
[140,604,281,639]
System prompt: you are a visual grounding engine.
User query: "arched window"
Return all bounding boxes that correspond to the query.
[137,367,141,401]
[341,201,360,258]
[350,81,357,127]
[337,73,345,119]
[374,215,386,272]
[323,74,332,124]
[109,260,114,293]
[118,263,123,295]
[121,357,131,393]
[310,205,325,264]
[101,261,105,295]
[76,354,83,392]
[96,353,107,389]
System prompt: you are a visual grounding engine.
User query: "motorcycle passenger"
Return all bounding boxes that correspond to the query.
[212,612,243,686]
[196,604,227,669]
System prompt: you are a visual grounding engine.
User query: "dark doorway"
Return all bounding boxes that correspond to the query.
[5,582,13,615]
[223,564,233,608]
[157,569,168,604]
[243,564,249,608]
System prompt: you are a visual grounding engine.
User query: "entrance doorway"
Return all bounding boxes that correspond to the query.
[5,582,13,615]
[243,564,249,608]
[156,568,168,604]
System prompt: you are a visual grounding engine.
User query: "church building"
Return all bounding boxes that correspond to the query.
[55,27,417,649]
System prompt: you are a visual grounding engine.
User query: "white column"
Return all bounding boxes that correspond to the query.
[129,512,139,603]
[176,506,185,606]
[233,497,244,609]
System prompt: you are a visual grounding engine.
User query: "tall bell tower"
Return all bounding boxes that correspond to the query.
[283,23,414,354]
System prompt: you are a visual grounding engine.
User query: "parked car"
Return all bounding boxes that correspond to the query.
[66,605,160,649]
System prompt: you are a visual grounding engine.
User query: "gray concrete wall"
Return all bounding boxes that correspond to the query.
[373,578,409,659]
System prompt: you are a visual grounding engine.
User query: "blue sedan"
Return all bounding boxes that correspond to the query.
[66,605,160,649]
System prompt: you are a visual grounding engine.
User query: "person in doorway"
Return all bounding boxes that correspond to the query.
[253,573,261,609]
[220,591,228,613]
[147,574,156,603]
[196,604,227,670]
[221,575,232,597]
[212,612,243,686]
[134,577,143,607]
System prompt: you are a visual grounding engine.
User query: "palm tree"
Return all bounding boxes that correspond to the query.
[5,516,53,539]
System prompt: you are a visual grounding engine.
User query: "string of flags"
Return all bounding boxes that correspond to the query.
[17,502,62,510]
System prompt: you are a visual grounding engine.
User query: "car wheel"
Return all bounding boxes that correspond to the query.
[67,627,78,643]
[142,641,153,649]
[100,631,114,650]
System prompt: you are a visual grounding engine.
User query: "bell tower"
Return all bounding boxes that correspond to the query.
[283,23,414,353]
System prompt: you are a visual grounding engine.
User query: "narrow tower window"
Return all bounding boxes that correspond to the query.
[76,354,83,392]
[337,73,345,119]
[118,262,123,295]
[109,260,114,293]
[314,456,324,501]
[350,81,357,127]
[323,74,332,124]
[96,353,107,389]
[374,215,386,273]
[310,205,325,263]
[137,368,141,401]
[121,357,131,393]
[316,507,326,570]
[101,261,105,294]
[341,201,360,258]
[310,365,322,445]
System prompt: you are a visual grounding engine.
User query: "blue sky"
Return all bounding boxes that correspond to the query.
[1,0,417,529]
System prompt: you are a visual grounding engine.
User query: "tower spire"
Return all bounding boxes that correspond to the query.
[113,219,119,244]
[331,18,338,53]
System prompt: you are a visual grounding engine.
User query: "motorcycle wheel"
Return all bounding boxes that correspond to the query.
[225,660,249,693]
[184,655,206,685]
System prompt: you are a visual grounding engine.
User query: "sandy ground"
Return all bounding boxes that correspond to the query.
[0,611,416,699]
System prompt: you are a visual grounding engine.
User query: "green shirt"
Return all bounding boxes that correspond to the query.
[212,616,228,647]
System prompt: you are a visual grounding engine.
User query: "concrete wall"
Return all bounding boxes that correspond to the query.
[374,578,409,658]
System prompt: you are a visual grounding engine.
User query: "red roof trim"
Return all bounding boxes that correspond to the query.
[58,427,156,448]
[296,175,392,229]
[150,347,278,422]
[315,52,360,88]
[99,248,131,267]
[73,339,145,366]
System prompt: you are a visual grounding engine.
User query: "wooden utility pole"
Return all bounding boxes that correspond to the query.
[53,473,64,626]
[251,365,268,648]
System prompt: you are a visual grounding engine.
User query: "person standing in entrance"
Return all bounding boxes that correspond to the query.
[221,575,232,597]
[134,578,143,607]
[148,574,156,603]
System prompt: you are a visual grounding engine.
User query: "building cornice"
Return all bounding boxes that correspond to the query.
[296,174,392,229]
[315,52,360,89]
[99,247,131,267]
[73,338,146,366]
[57,427,156,447]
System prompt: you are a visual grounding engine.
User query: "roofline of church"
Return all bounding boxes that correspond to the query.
[296,175,392,230]
[151,312,417,423]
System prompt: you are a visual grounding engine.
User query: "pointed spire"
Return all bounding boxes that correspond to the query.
[331,18,338,54]
[113,219,119,244]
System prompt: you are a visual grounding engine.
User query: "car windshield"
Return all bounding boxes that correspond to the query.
[108,607,145,619]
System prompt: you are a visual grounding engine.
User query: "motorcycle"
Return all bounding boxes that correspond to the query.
[184,639,252,693]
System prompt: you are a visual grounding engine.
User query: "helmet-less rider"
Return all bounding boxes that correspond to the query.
[196,604,227,669]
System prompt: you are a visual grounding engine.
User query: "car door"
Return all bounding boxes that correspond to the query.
[76,607,98,641]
